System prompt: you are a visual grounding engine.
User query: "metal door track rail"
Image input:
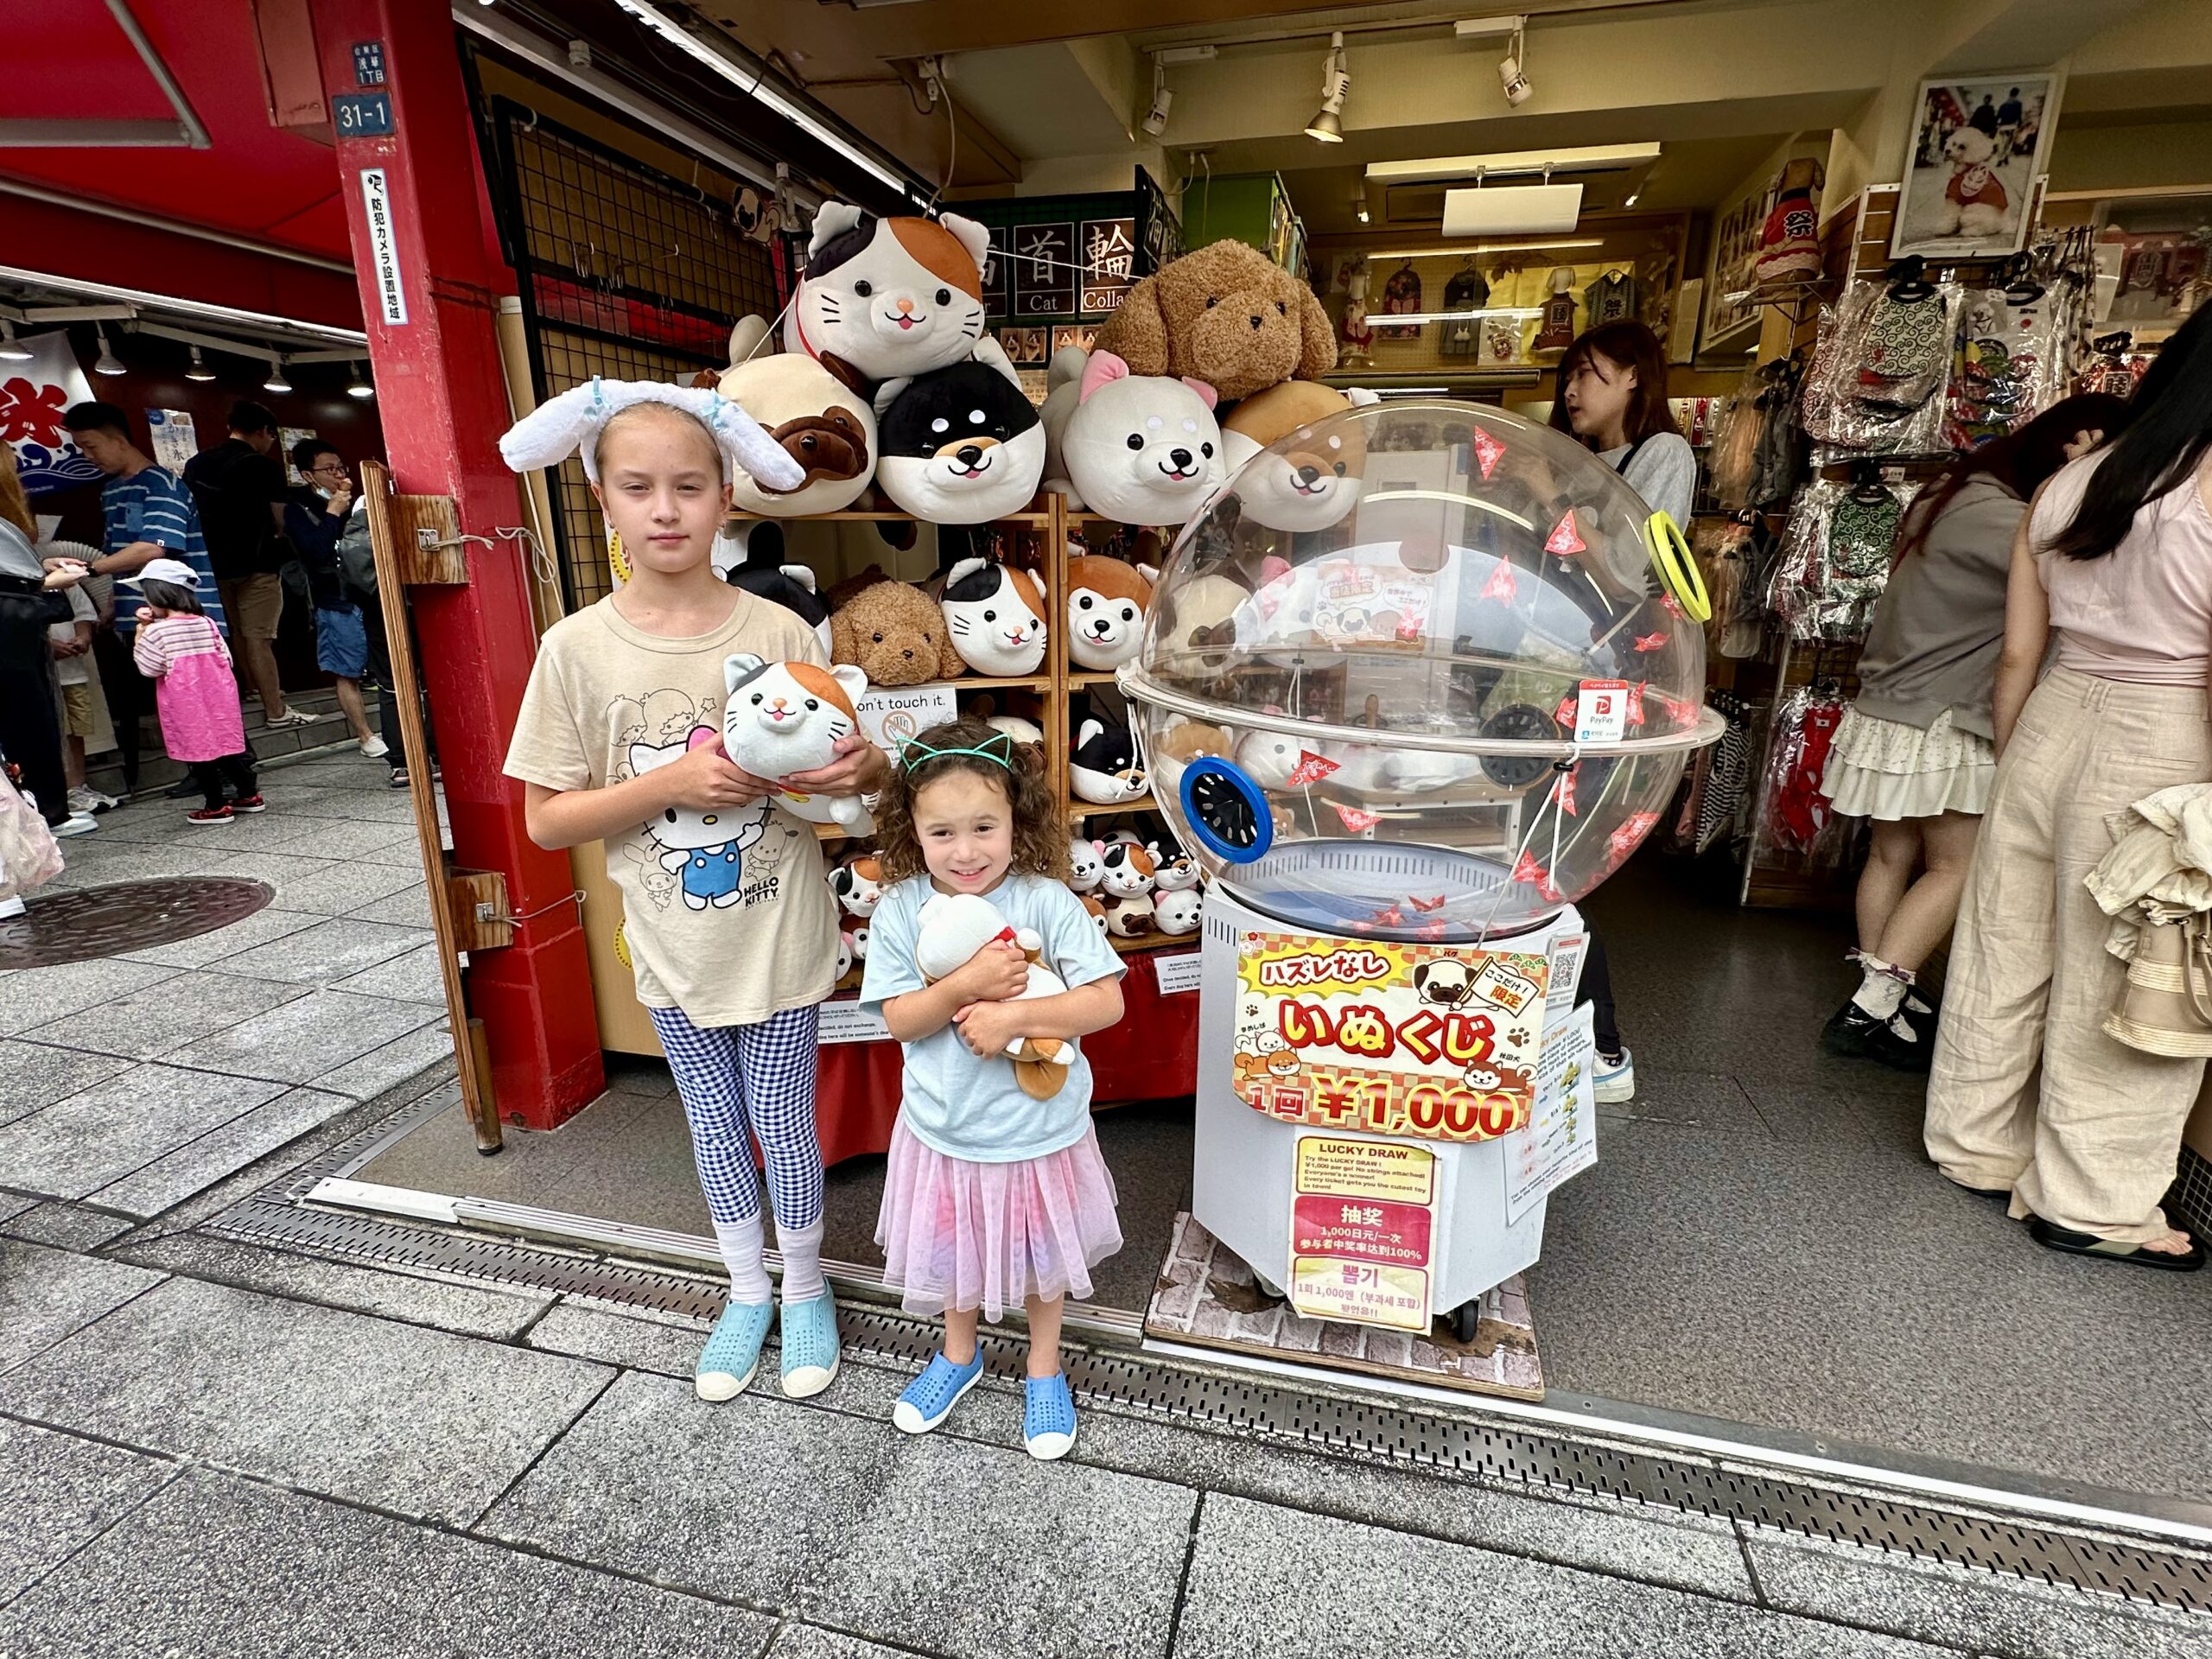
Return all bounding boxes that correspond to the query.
[205,1176,2212,1613]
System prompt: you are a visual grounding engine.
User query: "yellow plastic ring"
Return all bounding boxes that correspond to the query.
[1644,511,1710,623]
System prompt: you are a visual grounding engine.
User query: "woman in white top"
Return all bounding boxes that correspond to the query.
[1548,321,1699,1105]
[1927,302,2212,1271]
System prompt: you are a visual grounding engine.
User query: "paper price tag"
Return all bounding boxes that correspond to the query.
[1154,951,1204,994]
[1574,679,1630,744]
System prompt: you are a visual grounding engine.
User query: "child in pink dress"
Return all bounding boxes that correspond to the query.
[127,559,261,824]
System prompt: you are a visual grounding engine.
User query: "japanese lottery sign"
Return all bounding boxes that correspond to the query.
[1231,930,1549,1143]
[1289,1135,1434,1332]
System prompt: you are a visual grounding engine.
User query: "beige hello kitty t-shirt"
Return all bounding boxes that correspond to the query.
[505,587,839,1027]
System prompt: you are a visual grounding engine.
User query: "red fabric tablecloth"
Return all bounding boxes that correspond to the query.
[815,948,1199,1166]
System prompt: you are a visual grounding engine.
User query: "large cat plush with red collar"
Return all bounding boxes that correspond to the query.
[784,204,1002,387]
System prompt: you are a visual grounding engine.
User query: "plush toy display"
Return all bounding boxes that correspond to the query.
[1071,717,1147,804]
[1097,841,1157,899]
[1079,893,1109,933]
[713,521,832,654]
[1220,382,1378,533]
[911,891,1073,1100]
[831,578,964,686]
[721,655,874,833]
[874,359,1046,524]
[715,317,876,516]
[847,921,871,961]
[1152,846,1199,891]
[1041,349,1226,527]
[1102,891,1158,938]
[1151,717,1234,798]
[1066,837,1105,893]
[1154,887,1202,935]
[784,204,996,386]
[1090,238,1337,404]
[836,932,855,979]
[939,556,1048,676]
[1065,555,1159,671]
[1232,727,1307,791]
[829,851,884,917]
[985,714,1045,750]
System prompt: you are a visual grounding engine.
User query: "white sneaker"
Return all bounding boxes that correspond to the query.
[264,708,319,728]
[359,735,390,759]
[0,894,25,919]
[53,811,100,838]
[67,786,117,814]
[1593,1048,1636,1104]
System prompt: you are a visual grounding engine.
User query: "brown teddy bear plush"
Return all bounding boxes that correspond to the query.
[1093,239,1337,404]
[830,578,964,686]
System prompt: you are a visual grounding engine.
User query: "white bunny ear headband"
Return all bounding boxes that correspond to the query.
[498,378,805,493]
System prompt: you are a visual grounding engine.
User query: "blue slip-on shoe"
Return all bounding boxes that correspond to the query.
[696,1298,775,1402]
[1023,1371,1077,1460]
[892,1350,985,1434]
[779,1291,842,1399]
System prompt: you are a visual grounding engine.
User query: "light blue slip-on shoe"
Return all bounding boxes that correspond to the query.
[696,1298,774,1402]
[892,1350,985,1434]
[779,1291,841,1399]
[1023,1371,1077,1461]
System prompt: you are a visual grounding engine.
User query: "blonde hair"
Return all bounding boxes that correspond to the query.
[0,444,35,541]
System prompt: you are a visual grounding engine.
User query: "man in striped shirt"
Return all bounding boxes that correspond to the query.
[56,402,229,792]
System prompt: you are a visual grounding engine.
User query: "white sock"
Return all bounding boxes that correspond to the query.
[777,1218,826,1304]
[1850,957,1909,1020]
[1902,986,1935,1016]
[1884,1014,1922,1045]
[713,1215,773,1305]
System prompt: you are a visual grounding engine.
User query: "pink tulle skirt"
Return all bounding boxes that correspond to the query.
[875,1116,1122,1321]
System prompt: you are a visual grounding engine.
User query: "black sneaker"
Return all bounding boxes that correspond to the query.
[1821,1001,1885,1058]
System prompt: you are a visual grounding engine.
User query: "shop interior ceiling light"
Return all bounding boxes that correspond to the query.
[185,345,214,381]
[0,320,29,361]
[1497,17,1532,106]
[1442,181,1582,237]
[92,327,125,376]
[263,356,291,395]
[346,362,374,399]
[612,0,918,200]
[1142,57,1173,137]
[1365,143,1659,184]
[1305,31,1349,143]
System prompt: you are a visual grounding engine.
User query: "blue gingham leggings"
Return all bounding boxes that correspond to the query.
[648,1003,824,1229]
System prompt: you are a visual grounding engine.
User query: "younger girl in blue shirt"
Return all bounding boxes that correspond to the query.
[860,717,1125,1459]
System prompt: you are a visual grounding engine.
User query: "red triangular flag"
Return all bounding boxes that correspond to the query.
[1554,766,1579,817]
[1545,512,1586,557]
[1554,695,1579,728]
[1332,803,1381,832]
[1287,750,1340,787]
[1632,632,1668,652]
[1608,810,1661,861]
[1480,561,1518,604]
[1471,428,1506,480]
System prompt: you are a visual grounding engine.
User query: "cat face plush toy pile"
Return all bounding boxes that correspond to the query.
[785,204,992,385]
[939,556,1047,676]
[874,360,1046,524]
[1066,838,1105,893]
[1090,238,1337,404]
[829,851,884,917]
[716,319,875,516]
[911,892,1074,1101]
[1065,555,1159,671]
[1041,349,1225,528]
[831,579,963,687]
[1071,716,1147,804]
[721,655,873,832]
[1219,382,1377,533]
[1154,888,1202,935]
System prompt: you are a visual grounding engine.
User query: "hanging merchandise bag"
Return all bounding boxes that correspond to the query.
[0,772,63,903]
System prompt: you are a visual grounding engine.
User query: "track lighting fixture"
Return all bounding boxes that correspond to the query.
[93,328,125,376]
[1142,57,1173,137]
[186,346,215,381]
[1305,31,1348,143]
[0,320,30,362]
[346,362,374,399]
[1498,18,1532,107]
[263,356,292,394]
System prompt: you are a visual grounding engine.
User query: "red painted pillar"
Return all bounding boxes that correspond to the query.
[308,0,603,1126]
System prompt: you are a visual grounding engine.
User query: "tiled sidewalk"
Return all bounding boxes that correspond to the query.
[0,742,454,1239]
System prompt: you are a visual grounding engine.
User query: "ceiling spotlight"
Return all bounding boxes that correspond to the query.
[1498,19,1532,108]
[1351,181,1371,225]
[1624,190,1642,208]
[1142,57,1173,137]
[1305,31,1349,143]
[263,356,292,395]
[186,346,216,381]
[346,362,374,399]
[93,328,126,376]
[0,320,30,362]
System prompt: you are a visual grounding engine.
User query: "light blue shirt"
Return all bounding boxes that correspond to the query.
[861,873,1125,1164]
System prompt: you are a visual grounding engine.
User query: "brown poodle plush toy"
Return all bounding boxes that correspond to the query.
[1093,239,1337,404]
[830,579,964,687]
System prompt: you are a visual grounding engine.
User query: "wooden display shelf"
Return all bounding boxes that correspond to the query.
[1112,930,1193,955]
[1069,792,1156,822]
[946,672,1053,692]
[1069,670,1127,689]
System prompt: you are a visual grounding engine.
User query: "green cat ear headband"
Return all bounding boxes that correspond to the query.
[893,730,1015,772]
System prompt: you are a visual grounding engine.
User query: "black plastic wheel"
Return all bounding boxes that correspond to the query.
[1453,1300,1482,1344]
[1478,702,1560,791]
[1180,757,1273,864]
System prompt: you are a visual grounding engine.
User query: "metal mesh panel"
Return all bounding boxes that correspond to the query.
[486,99,781,609]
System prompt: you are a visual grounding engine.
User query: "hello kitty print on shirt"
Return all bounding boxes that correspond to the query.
[630,726,774,911]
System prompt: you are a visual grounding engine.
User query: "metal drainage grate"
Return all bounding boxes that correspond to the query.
[207,1139,2212,1617]
[1,877,274,969]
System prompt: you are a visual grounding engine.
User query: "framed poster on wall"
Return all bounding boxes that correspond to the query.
[1892,72,2060,260]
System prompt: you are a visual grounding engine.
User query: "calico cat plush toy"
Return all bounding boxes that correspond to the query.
[939,556,1048,676]
[784,203,996,386]
[721,654,874,833]
[873,359,1046,524]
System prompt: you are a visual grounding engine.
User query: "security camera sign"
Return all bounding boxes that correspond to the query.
[1230,930,1549,1142]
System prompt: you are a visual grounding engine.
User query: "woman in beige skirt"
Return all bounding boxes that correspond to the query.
[1821,396,2126,1070]
[1926,304,2212,1270]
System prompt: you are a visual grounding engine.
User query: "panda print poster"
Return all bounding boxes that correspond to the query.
[1230,930,1550,1140]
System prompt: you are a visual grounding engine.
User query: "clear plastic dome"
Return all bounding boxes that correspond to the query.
[1120,399,1720,941]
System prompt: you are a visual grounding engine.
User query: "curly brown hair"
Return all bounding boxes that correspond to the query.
[873,716,1070,886]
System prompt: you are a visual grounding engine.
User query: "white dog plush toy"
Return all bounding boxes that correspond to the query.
[1040,348,1226,527]
[911,892,1072,1100]
[721,654,874,833]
